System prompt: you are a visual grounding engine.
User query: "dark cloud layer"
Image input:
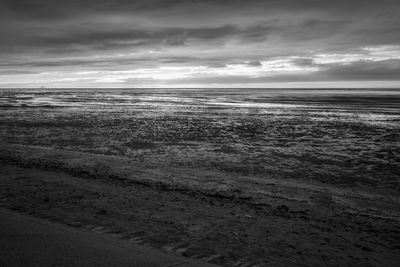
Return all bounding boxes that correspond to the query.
[0,0,399,87]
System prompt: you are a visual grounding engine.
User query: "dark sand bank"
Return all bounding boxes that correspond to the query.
[1,144,399,266]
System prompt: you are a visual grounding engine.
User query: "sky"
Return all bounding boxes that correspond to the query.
[0,0,399,88]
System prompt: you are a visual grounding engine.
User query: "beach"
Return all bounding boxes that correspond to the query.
[0,89,399,266]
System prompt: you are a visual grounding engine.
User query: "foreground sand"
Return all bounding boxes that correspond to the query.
[0,209,214,267]
[0,144,399,266]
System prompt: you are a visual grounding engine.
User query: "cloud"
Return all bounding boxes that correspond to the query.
[320,59,400,80]
[0,0,399,87]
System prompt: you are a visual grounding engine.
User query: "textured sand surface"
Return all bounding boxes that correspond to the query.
[1,144,399,266]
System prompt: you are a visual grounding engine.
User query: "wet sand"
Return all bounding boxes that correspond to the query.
[1,89,399,192]
[1,144,399,266]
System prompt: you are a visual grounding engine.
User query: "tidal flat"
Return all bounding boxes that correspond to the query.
[0,88,399,266]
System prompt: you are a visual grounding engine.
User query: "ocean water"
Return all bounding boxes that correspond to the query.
[0,88,399,189]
